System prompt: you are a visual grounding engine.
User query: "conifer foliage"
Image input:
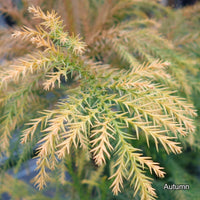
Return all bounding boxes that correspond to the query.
[0,3,197,200]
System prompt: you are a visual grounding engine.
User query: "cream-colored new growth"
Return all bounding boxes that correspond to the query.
[0,5,197,200]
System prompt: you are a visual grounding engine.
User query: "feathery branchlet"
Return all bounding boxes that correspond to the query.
[0,5,197,200]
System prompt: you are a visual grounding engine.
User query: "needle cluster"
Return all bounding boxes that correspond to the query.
[0,5,197,200]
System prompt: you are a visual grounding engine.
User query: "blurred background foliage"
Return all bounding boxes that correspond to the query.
[0,0,200,199]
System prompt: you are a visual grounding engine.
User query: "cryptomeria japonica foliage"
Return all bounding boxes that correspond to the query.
[0,2,198,200]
